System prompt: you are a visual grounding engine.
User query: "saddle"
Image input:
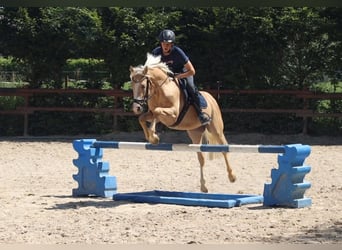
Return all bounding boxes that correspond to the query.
[170,78,208,127]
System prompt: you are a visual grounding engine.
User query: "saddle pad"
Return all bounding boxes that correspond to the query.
[178,79,207,108]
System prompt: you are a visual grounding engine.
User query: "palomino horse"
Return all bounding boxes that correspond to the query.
[129,53,236,192]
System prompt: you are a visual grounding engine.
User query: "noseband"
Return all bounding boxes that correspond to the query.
[132,74,150,110]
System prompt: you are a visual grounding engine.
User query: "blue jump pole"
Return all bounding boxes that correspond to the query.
[92,140,286,154]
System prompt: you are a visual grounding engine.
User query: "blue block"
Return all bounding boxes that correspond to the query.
[72,139,117,197]
[263,144,312,208]
[113,190,264,208]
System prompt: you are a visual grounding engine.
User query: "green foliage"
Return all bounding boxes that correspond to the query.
[1,7,340,90]
[0,57,29,85]
[312,81,342,93]
[0,57,16,70]
[0,96,25,110]
[121,81,132,91]
[0,95,26,136]
[65,58,105,70]
[0,7,103,88]
[63,58,108,88]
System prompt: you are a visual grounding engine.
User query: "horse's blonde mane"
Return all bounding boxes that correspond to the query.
[144,53,172,75]
[131,65,144,73]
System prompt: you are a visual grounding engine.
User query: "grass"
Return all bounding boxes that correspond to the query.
[311,81,342,93]
[0,81,29,88]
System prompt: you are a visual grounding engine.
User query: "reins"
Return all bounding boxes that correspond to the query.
[132,69,172,107]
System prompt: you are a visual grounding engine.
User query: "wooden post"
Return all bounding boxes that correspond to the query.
[23,95,29,136]
[64,75,69,89]
[112,96,118,131]
[302,96,308,135]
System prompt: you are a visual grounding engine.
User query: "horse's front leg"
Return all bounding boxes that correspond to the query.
[138,111,160,144]
[138,111,153,141]
[148,118,160,144]
[153,107,178,125]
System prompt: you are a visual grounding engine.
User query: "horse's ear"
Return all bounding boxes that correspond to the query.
[143,66,148,75]
[129,66,134,73]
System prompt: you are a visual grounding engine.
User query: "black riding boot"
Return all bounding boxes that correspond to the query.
[186,80,212,126]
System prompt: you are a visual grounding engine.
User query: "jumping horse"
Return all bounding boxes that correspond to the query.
[129,53,236,192]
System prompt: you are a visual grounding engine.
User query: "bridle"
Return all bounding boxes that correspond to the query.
[132,69,171,108]
[132,74,151,109]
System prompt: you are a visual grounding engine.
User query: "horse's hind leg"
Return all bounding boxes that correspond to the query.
[222,152,236,183]
[187,128,208,193]
[218,134,236,183]
[197,152,208,193]
[207,125,236,183]
[217,134,236,183]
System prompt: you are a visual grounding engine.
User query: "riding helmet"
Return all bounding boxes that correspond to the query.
[158,29,176,43]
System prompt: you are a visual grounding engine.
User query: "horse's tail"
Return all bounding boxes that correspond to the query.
[202,129,224,161]
[200,90,228,160]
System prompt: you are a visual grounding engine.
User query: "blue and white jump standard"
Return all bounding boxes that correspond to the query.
[72,139,312,209]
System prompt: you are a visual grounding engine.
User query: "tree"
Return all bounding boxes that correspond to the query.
[318,7,342,89]
[96,7,182,88]
[0,7,102,88]
[1,7,340,90]
[274,7,338,89]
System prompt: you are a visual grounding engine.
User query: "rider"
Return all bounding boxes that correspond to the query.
[151,29,212,126]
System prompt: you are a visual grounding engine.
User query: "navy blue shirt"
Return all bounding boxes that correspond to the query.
[151,46,189,74]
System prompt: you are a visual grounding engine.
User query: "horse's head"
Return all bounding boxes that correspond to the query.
[129,65,149,115]
[129,53,173,115]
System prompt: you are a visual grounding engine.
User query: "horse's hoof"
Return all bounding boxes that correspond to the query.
[149,135,160,144]
[229,174,237,183]
[201,186,208,193]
